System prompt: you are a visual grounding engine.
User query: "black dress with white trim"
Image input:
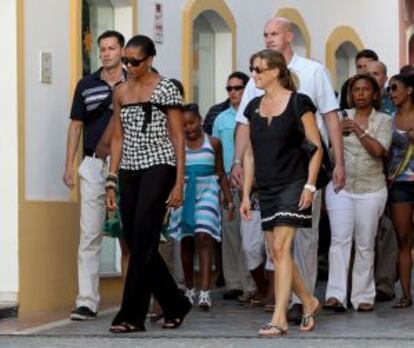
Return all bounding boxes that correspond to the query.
[244,92,317,231]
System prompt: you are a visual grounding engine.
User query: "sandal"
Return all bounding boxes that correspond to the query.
[357,303,374,312]
[244,297,265,308]
[162,300,192,329]
[393,297,413,309]
[149,312,164,323]
[109,322,145,333]
[257,323,287,337]
[299,298,320,332]
[322,297,346,312]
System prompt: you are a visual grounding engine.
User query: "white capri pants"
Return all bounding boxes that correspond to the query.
[325,182,387,308]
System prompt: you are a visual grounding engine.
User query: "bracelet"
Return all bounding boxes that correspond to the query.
[105,180,117,191]
[359,131,367,140]
[304,183,316,193]
[106,172,119,184]
[233,159,242,166]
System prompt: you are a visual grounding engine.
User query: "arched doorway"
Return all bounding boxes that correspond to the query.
[192,10,232,116]
[335,42,358,92]
[325,26,364,90]
[182,0,236,116]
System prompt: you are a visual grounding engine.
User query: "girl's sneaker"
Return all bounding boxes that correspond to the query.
[198,290,212,311]
[184,288,196,305]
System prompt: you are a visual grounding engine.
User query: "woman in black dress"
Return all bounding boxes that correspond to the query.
[239,50,322,337]
[106,35,191,333]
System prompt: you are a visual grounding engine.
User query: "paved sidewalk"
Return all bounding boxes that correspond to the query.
[1,288,414,347]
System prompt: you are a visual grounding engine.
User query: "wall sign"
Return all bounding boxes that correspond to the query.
[154,2,163,44]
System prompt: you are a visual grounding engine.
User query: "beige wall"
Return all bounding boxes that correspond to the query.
[17,0,123,315]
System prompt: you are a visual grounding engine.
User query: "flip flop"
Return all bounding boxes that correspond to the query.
[162,300,192,329]
[258,323,287,337]
[109,322,145,333]
[299,298,320,332]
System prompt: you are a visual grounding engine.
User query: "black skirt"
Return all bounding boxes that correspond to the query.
[258,178,312,231]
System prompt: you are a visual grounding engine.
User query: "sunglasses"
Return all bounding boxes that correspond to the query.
[249,66,273,74]
[226,85,244,92]
[385,84,399,94]
[121,56,148,67]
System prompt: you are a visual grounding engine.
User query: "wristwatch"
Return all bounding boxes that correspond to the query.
[304,183,316,193]
[233,159,242,166]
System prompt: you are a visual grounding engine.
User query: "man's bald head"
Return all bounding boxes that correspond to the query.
[263,17,294,54]
[366,60,387,90]
[265,17,293,32]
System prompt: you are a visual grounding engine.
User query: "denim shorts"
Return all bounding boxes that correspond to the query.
[388,181,414,203]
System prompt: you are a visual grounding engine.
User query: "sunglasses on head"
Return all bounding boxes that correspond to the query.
[226,85,244,92]
[385,84,399,94]
[249,66,272,74]
[121,56,148,67]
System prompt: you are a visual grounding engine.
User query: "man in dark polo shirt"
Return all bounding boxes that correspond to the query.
[63,30,126,320]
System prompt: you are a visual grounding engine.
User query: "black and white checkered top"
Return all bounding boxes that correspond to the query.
[120,78,183,170]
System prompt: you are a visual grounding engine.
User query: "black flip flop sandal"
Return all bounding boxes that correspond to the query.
[109,322,145,333]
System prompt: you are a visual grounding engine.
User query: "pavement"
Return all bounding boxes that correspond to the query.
[1,285,414,347]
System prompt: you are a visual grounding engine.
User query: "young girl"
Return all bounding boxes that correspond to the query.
[169,103,234,310]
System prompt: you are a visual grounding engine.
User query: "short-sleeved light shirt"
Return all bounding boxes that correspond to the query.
[212,106,237,175]
[236,53,339,146]
[341,108,392,193]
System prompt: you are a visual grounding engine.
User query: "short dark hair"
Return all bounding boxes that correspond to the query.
[390,74,414,102]
[125,35,156,57]
[347,74,381,110]
[170,78,185,98]
[400,64,414,77]
[97,30,125,47]
[355,49,378,62]
[227,71,249,86]
[183,103,201,117]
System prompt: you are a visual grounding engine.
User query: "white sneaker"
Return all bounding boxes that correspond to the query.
[198,290,212,311]
[185,288,196,305]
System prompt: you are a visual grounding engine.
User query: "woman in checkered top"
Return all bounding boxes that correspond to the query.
[105,35,191,333]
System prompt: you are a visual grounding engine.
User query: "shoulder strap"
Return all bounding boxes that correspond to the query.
[291,92,305,133]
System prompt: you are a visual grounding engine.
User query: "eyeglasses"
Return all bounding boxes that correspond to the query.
[226,85,244,92]
[249,66,272,74]
[121,56,148,67]
[385,84,399,94]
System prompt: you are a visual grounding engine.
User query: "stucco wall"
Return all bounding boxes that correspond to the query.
[0,0,19,303]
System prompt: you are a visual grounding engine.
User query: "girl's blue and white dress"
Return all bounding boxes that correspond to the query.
[169,134,221,241]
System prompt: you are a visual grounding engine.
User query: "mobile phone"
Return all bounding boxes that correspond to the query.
[341,109,350,137]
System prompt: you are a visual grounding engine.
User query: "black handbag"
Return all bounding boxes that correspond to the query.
[292,94,333,190]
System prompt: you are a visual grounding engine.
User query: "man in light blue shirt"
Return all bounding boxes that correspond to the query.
[213,72,249,174]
